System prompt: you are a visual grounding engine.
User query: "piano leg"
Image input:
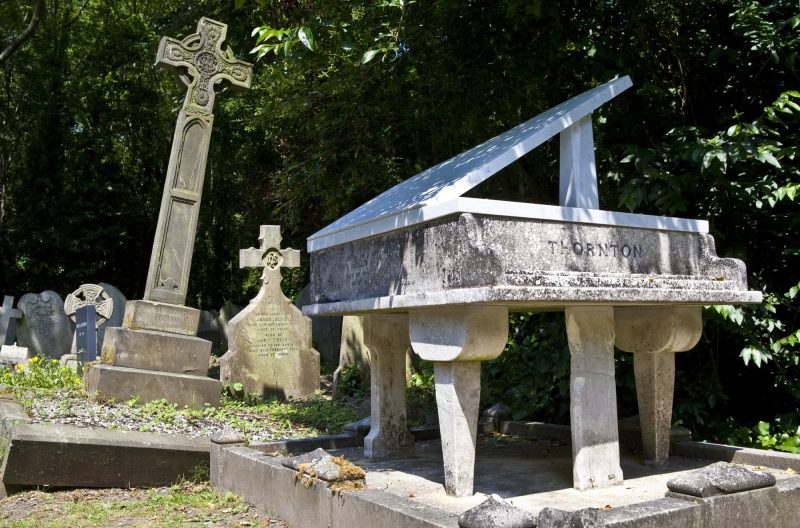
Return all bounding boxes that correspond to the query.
[615,306,702,467]
[633,351,675,466]
[432,360,481,497]
[363,314,415,460]
[565,306,624,490]
[408,305,508,497]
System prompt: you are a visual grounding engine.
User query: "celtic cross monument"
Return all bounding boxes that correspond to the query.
[85,18,252,408]
[147,17,253,305]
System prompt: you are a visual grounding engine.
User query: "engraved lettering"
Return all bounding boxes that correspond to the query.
[541,240,643,259]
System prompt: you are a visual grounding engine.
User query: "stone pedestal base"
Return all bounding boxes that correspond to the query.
[85,364,221,409]
[101,327,211,375]
[89,299,219,409]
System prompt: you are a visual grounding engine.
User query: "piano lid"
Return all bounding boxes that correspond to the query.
[307,76,704,252]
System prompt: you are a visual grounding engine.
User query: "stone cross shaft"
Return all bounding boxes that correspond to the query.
[145,17,253,305]
[240,226,301,287]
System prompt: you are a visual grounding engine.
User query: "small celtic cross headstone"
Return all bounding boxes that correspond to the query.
[0,295,22,345]
[240,225,301,288]
[145,18,253,305]
[64,284,114,328]
[220,225,319,399]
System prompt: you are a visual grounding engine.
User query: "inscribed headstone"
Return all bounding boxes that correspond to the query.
[0,295,21,346]
[15,291,72,359]
[220,226,320,398]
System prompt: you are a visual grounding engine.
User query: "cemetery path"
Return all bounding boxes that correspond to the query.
[0,482,291,527]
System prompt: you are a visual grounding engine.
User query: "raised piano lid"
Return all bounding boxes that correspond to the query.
[307,76,708,253]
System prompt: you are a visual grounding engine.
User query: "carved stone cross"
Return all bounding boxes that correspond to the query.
[240,226,300,289]
[0,295,22,345]
[64,284,114,329]
[145,18,253,305]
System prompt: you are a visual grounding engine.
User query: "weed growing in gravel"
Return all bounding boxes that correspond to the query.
[1,356,81,391]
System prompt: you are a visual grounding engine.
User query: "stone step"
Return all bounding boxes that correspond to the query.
[101,327,211,375]
[84,364,221,409]
[1,422,209,492]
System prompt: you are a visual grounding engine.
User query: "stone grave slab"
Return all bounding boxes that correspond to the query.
[220,226,320,399]
[0,398,209,493]
[303,76,762,497]
[0,296,21,346]
[15,291,72,360]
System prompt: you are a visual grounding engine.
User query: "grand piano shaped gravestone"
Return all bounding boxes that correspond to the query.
[302,76,761,497]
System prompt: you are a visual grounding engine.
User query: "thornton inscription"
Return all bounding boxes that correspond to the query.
[547,240,642,259]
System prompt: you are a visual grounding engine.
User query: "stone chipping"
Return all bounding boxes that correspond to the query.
[20,389,323,442]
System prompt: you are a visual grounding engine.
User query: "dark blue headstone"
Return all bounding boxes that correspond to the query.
[75,305,97,371]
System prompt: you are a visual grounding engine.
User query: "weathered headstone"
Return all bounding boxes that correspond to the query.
[220,226,320,399]
[15,291,72,360]
[74,305,98,372]
[217,302,242,354]
[198,309,221,354]
[0,296,21,346]
[84,18,252,409]
[294,286,342,367]
[97,282,127,348]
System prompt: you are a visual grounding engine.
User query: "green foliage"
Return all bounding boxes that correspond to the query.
[335,363,368,398]
[482,314,570,423]
[728,417,800,454]
[1,356,82,391]
[406,360,437,427]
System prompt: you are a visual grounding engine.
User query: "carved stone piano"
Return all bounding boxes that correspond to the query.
[302,76,761,496]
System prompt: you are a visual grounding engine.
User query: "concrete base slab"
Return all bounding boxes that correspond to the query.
[1,423,209,490]
[84,364,221,409]
[213,435,800,528]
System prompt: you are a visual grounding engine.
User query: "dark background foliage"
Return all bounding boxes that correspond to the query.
[1,0,798,447]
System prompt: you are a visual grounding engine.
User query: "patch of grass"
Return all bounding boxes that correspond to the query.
[0,483,276,528]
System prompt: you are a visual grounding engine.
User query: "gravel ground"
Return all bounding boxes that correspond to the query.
[19,387,359,442]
